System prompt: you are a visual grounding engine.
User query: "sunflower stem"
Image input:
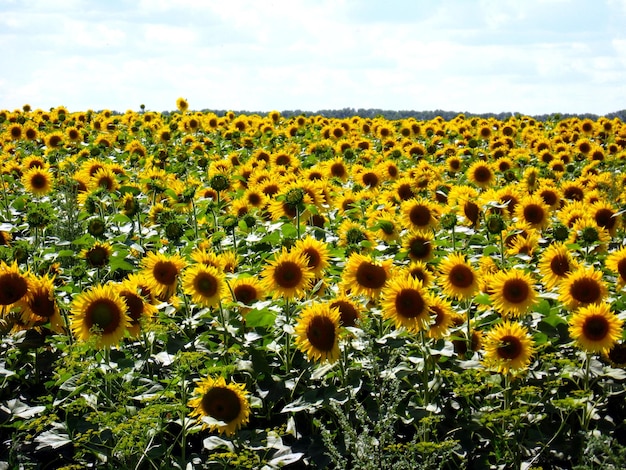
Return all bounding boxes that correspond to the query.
[499,231,506,268]
[180,373,188,466]
[296,206,301,240]
[284,298,292,373]
[217,301,230,361]
[465,299,473,359]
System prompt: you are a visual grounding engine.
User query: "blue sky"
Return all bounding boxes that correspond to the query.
[1,0,625,115]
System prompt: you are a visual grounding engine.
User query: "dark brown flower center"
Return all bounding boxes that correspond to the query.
[523,204,545,225]
[594,208,616,231]
[234,284,258,305]
[0,273,29,305]
[409,205,431,227]
[502,278,530,304]
[449,264,474,288]
[331,300,359,327]
[194,272,219,297]
[395,288,425,319]
[153,261,179,286]
[408,237,431,260]
[550,255,571,277]
[274,261,303,289]
[571,278,602,304]
[302,248,321,270]
[120,292,144,323]
[306,315,336,352]
[29,290,56,318]
[497,335,522,360]
[583,315,609,341]
[202,387,242,423]
[86,298,122,334]
[473,165,492,183]
[355,262,387,289]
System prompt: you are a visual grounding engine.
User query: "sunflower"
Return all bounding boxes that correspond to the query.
[488,269,538,318]
[190,248,222,270]
[559,266,607,310]
[0,261,31,308]
[337,219,374,249]
[341,252,393,299]
[380,274,431,333]
[404,260,433,287]
[590,200,619,236]
[188,376,251,436]
[117,278,157,337]
[515,194,551,231]
[81,241,113,269]
[0,231,12,246]
[21,167,54,196]
[292,236,330,278]
[538,242,577,290]
[426,294,455,339]
[483,321,535,374]
[400,197,440,231]
[17,274,63,333]
[569,303,623,353]
[294,302,341,363]
[182,264,225,308]
[605,246,626,289]
[438,253,479,300]
[329,295,362,328]
[260,248,314,300]
[229,276,266,311]
[70,283,130,348]
[402,229,434,262]
[602,342,626,368]
[140,251,187,301]
[467,161,495,189]
[90,166,119,192]
[176,97,189,113]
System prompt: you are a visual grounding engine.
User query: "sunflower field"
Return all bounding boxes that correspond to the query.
[1,102,626,469]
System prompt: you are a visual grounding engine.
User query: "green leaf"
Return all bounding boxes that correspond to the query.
[244,308,276,328]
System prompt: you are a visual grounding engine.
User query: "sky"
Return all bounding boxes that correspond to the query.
[1,0,625,116]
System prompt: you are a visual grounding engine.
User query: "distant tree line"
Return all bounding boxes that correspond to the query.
[191,107,626,122]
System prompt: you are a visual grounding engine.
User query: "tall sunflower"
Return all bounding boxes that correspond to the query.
[21,167,54,196]
[0,261,31,308]
[538,242,578,290]
[380,274,431,333]
[117,278,157,337]
[70,283,130,348]
[559,266,607,310]
[488,269,538,318]
[569,303,623,353]
[140,251,187,301]
[605,246,626,289]
[182,264,225,308]
[438,253,479,300]
[260,248,314,300]
[294,303,341,363]
[483,321,535,374]
[188,376,251,436]
[292,236,330,278]
[17,274,63,333]
[341,252,393,299]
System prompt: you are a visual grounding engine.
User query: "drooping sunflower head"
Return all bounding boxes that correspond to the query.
[117,278,157,337]
[0,261,31,307]
[294,302,341,363]
[380,274,431,333]
[438,253,479,300]
[341,252,393,299]
[70,283,130,348]
[569,303,623,353]
[182,263,225,308]
[140,251,187,301]
[483,320,535,374]
[188,376,251,436]
[260,248,314,300]
[559,266,607,310]
[488,269,538,318]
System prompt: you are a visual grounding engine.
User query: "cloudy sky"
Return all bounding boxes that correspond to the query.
[1,0,625,115]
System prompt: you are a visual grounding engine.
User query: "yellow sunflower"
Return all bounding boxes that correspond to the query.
[569,303,623,353]
[182,264,225,308]
[188,376,251,436]
[488,269,538,318]
[537,242,578,290]
[228,276,266,313]
[292,236,330,278]
[400,197,440,231]
[514,194,551,231]
[329,295,362,328]
[80,241,113,269]
[467,161,495,189]
[559,266,607,310]
[402,229,434,262]
[0,261,31,308]
[341,252,393,299]
[605,246,626,289]
[21,167,54,196]
[70,283,130,348]
[140,251,187,301]
[17,274,63,333]
[294,302,341,363]
[116,278,157,337]
[483,321,535,374]
[426,294,455,340]
[438,253,479,300]
[380,274,431,333]
[260,248,314,300]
